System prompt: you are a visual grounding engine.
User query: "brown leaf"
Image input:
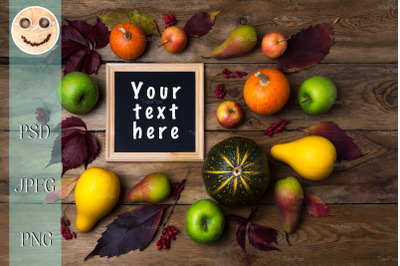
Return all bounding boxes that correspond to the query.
[98,9,159,36]
[277,19,338,73]
[183,11,221,37]
[304,193,332,217]
[44,177,79,203]
[300,121,362,162]
[85,204,169,260]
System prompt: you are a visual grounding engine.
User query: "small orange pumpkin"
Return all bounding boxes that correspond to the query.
[243,68,290,115]
[109,22,146,60]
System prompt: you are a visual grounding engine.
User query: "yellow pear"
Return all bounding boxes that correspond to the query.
[270,136,336,181]
[75,167,120,232]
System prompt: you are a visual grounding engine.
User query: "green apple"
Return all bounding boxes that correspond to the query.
[298,76,337,114]
[57,72,99,114]
[185,199,225,244]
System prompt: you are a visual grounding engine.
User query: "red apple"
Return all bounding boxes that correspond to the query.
[161,26,187,53]
[261,32,287,59]
[216,101,244,129]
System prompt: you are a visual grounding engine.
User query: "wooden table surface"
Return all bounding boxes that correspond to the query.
[0,0,397,265]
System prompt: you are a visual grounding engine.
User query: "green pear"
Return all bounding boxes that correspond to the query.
[125,173,171,203]
[211,25,257,59]
[274,176,304,245]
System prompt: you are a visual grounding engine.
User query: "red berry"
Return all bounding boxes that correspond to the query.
[164,14,169,20]
[166,235,170,240]
[167,230,173,236]
[162,228,167,235]
[165,24,170,28]
[225,75,230,79]
[156,240,161,246]
[277,125,286,131]
[227,71,231,75]
[65,219,70,226]
[158,245,162,250]
[162,244,167,249]
[73,232,77,238]
[173,229,179,234]
[222,68,228,74]
[266,131,273,137]
[171,235,176,240]
[168,14,175,20]
[243,72,247,76]
[169,226,175,230]
[235,71,241,75]
[36,107,42,112]
[230,75,236,78]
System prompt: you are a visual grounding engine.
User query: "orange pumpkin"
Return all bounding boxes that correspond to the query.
[109,22,146,60]
[243,68,290,115]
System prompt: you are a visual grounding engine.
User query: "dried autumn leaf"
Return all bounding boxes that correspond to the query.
[304,193,332,217]
[227,207,279,252]
[47,117,99,175]
[300,121,362,162]
[248,223,280,251]
[44,177,79,203]
[98,9,159,36]
[47,19,109,75]
[85,204,169,260]
[183,11,221,37]
[277,19,338,73]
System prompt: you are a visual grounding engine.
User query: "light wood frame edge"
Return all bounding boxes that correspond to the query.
[105,63,204,162]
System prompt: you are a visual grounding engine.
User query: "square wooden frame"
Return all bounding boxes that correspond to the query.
[106,63,204,162]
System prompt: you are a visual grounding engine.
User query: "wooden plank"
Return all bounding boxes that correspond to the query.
[0,203,8,264]
[1,0,397,63]
[0,130,397,204]
[55,203,397,265]
[1,63,396,131]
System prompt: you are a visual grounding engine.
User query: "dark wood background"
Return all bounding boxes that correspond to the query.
[0,0,397,265]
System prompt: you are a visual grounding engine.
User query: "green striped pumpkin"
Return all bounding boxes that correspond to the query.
[202,137,270,207]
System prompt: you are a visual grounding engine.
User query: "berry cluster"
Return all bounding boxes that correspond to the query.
[214,84,226,99]
[36,106,50,125]
[172,179,186,200]
[164,14,176,28]
[156,226,179,250]
[61,217,77,240]
[264,119,288,137]
[222,68,247,79]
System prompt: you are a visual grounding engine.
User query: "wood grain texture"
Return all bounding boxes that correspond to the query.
[1,0,397,63]
[55,203,397,265]
[0,129,396,204]
[1,63,396,131]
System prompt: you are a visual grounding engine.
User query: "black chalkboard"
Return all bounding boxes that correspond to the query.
[106,63,204,162]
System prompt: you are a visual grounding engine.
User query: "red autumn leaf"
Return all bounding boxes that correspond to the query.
[48,19,109,75]
[304,193,332,217]
[48,117,99,175]
[44,177,79,203]
[248,223,280,252]
[300,121,362,162]
[227,207,279,252]
[277,19,338,73]
[85,204,169,260]
[183,11,221,37]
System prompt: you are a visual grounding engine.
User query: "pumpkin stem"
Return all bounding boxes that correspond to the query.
[255,72,270,86]
[119,27,132,41]
[232,166,243,177]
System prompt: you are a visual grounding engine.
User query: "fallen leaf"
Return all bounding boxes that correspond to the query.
[85,204,169,260]
[98,9,159,36]
[183,11,221,37]
[248,223,280,251]
[304,193,332,217]
[227,207,279,252]
[277,19,338,73]
[300,121,362,162]
[48,117,99,175]
[48,19,109,75]
[44,177,79,203]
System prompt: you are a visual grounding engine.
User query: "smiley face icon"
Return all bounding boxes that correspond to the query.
[11,6,59,55]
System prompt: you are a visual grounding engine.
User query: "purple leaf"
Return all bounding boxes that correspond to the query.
[66,19,95,46]
[277,19,338,73]
[248,223,280,251]
[62,133,87,175]
[183,11,221,37]
[90,18,110,49]
[226,214,248,225]
[64,49,88,75]
[62,25,88,47]
[61,116,87,129]
[61,40,87,59]
[85,204,169,260]
[84,131,99,168]
[236,222,247,251]
[83,50,100,75]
